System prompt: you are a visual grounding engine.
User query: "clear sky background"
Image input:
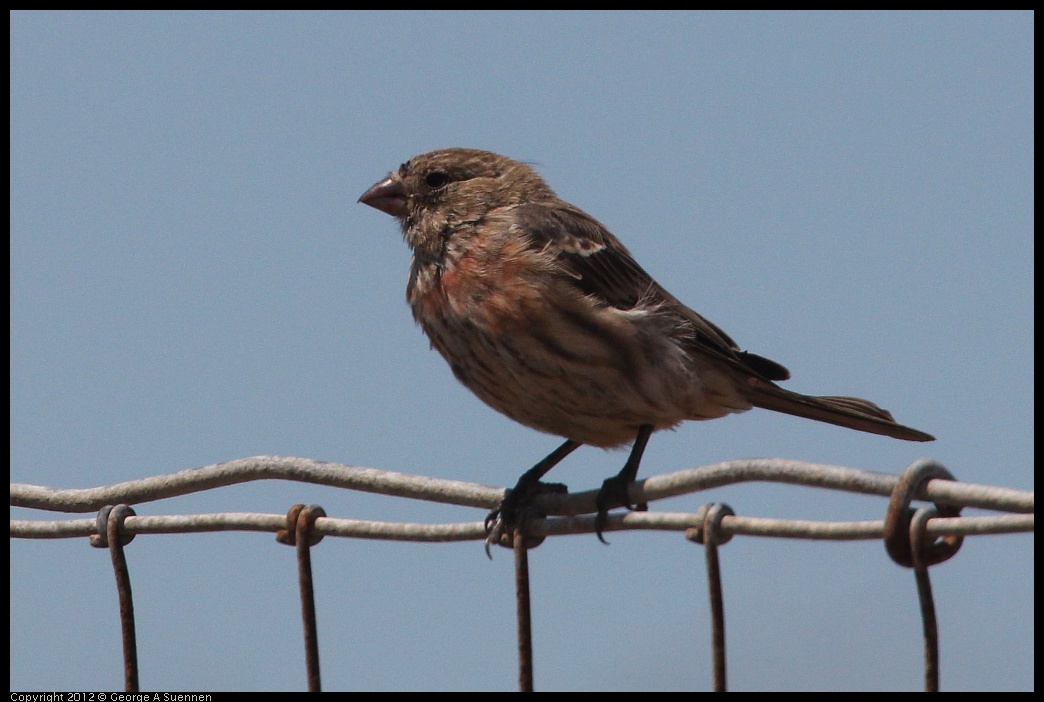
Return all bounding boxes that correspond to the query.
[10,11,1032,692]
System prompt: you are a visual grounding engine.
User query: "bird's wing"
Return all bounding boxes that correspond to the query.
[511,201,791,382]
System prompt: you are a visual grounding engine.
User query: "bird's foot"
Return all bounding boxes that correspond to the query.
[484,480,568,557]
[594,475,648,544]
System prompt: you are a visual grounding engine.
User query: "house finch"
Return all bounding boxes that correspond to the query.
[359,148,933,545]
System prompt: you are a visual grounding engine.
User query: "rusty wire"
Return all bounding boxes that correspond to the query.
[10,457,1034,691]
[910,507,942,692]
[10,458,1032,545]
[884,459,964,568]
[89,504,139,692]
[277,504,327,692]
[514,527,535,693]
[10,509,1032,543]
[10,456,1032,515]
[881,460,966,692]
[686,503,733,692]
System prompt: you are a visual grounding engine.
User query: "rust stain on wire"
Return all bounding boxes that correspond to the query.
[910,507,942,692]
[15,457,1031,691]
[514,527,535,693]
[688,503,733,693]
[884,460,964,691]
[885,459,964,568]
[90,504,139,692]
[278,503,326,692]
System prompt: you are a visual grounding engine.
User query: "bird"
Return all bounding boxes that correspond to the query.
[358,148,933,546]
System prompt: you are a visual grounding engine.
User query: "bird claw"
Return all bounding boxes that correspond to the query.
[483,520,506,559]
[483,481,567,557]
[594,475,647,544]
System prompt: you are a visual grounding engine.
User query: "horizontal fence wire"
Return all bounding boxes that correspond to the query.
[10,456,1034,542]
[8,507,1036,542]
[9,456,1035,692]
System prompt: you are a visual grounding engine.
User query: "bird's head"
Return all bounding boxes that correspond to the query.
[359,148,555,251]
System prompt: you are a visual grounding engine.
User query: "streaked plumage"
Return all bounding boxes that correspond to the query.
[359,148,933,541]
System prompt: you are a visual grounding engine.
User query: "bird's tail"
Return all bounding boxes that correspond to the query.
[750,383,934,442]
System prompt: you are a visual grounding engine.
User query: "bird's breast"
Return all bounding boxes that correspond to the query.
[408,235,547,333]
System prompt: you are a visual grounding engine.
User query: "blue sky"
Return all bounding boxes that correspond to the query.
[10,11,1032,691]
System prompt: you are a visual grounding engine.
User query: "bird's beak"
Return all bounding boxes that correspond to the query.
[359,176,408,218]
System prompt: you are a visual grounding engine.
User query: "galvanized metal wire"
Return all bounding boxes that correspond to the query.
[10,456,1033,516]
[9,456,1034,691]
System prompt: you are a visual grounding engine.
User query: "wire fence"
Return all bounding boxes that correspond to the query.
[10,455,1034,691]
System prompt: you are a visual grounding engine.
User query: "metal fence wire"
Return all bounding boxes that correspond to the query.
[10,455,1034,692]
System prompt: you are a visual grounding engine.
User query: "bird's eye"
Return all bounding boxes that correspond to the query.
[425,172,449,189]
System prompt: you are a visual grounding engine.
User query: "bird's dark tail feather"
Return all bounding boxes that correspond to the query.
[751,384,934,442]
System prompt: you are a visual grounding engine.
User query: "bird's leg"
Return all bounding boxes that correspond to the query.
[485,439,581,554]
[594,423,653,543]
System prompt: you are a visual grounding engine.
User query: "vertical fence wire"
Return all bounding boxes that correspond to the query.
[11,457,1033,691]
